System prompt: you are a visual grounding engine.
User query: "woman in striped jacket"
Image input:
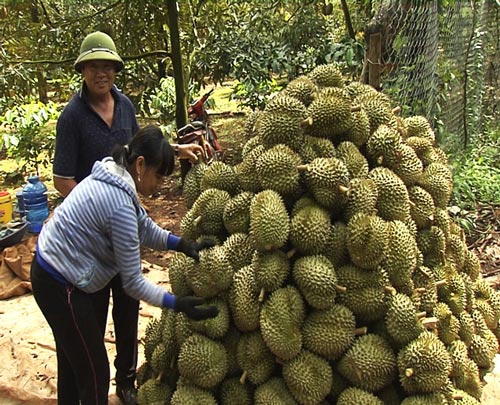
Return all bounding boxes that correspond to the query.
[31,125,217,404]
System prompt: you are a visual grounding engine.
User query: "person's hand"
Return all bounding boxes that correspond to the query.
[177,238,216,261]
[175,296,219,320]
[175,143,206,164]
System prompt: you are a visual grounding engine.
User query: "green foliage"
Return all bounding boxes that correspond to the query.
[0,101,61,175]
[141,76,177,121]
[450,128,500,210]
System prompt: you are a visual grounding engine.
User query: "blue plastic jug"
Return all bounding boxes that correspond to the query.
[23,175,49,234]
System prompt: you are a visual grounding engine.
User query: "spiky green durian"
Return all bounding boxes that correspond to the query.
[282,350,333,404]
[366,124,403,167]
[170,383,217,405]
[243,111,262,140]
[190,188,232,237]
[229,265,261,333]
[343,177,378,222]
[200,161,240,196]
[222,232,255,271]
[355,92,397,134]
[403,115,434,140]
[298,157,350,210]
[368,166,411,222]
[341,107,371,147]
[346,212,389,270]
[254,377,297,405]
[223,191,254,235]
[338,333,397,392]
[168,252,196,297]
[385,293,426,347]
[237,331,276,385]
[219,377,252,405]
[337,387,384,405]
[249,190,289,252]
[177,333,228,389]
[302,304,366,360]
[289,203,332,255]
[137,378,172,405]
[188,297,230,339]
[408,185,435,229]
[260,286,305,360]
[298,135,336,164]
[324,221,350,268]
[236,144,265,193]
[255,144,303,197]
[183,162,209,208]
[392,143,424,185]
[336,140,369,178]
[252,249,291,301]
[308,63,344,88]
[283,75,318,106]
[256,109,306,152]
[418,162,453,208]
[397,331,452,394]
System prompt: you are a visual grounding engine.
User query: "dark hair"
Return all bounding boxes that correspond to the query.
[112,125,175,176]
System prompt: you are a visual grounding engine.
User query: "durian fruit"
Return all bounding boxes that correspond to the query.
[336,387,384,405]
[341,106,371,147]
[229,265,261,332]
[219,377,252,405]
[433,302,461,345]
[366,124,403,167]
[418,162,454,208]
[200,161,240,196]
[302,304,366,361]
[337,333,397,392]
[289,203,332,255]
[222,191,254,235]
[236,331,276,385]
[221,232,255,272]
[282,350,333,404]
[177,333,229,389]
[399,392,446,404]
[260,286,305,360]
[292,254,343,309]
[355,91,398,134]
[308,63,344,88]
[170,382,217,405]
[187,188,232,238]
[252,249,291,301]
[298,135,337,164]
[188,297,230,339]
[346,212,388,270]
[297,157,350,210]
[254,377,297,405]
[391,143,424,185]
[397,331,452,394]
[403,115,434,140]
[255,144,303,197]
[306,87,356,139]
[249,189,290,252]
[168,252,195,296]
[137,378,172,405]
[336,140,369,179]
[241,135,261,159]
[343,177,378,222]
[236,144,265,193]
[283,75,318,106]
[183,161,209,208]
[408,185,435,229]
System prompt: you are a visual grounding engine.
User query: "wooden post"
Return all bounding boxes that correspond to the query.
[368,32,382,90]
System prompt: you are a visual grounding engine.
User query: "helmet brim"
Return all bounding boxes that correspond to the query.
[74,50,124,73]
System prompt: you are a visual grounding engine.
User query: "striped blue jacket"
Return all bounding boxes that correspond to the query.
[37,158,177,307]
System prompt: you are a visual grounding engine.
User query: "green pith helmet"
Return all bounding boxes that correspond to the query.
[74,31,124,73]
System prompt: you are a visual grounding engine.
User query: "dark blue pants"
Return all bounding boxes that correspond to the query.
[31,258,110,404]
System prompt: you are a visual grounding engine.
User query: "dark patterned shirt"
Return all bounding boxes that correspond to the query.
[53,83,139,183]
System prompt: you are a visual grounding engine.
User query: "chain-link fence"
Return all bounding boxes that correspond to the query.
[372,0,499,153]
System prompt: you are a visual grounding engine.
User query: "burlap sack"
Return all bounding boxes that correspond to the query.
[0,236,36,299]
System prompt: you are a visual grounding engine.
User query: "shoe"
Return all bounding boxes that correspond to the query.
[116,385,138,405]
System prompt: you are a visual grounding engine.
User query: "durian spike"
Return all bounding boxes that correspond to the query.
[335,284,347,293]
[392,106,402,115]
[239,370,248,384]
[286,248,297,258]
[300,117,313,127]
[384,286,397,295]
[258,288,265,302]
[351,105,361,112]
[436,279,447,287]
[417,311,427,319]
[354,326,368,336]
[414,287,427,294]
[405,368,414,377]
[421,316,439,329]
[338,185,349,194]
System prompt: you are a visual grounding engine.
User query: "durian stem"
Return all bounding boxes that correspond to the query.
[335,284,347,293]
[377,155,384,165]
[338,185,349,194]
[156,370,165,381]
[193,215,202,226]
[435,279,447,287]
[392,106,402,115]
[258,288,265,302]
[428,214,434,221]
[408,200,416,208]
[300,117,313,127]
[297,164,308,172]
[414,287,426,294]
[354,326,368,336]
[416,311,427,319]
[351,105,361,112]
[286,248,297,258]
[405,368,414,377]
[452,393,464,400]
[239,370,248,384]
[421,316,438,329]
[384,286,396,295]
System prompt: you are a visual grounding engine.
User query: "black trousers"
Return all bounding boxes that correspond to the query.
[91,274,139,388]
[31,258,110,404]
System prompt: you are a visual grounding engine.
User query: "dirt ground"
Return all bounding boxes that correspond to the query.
[1,168,500,404]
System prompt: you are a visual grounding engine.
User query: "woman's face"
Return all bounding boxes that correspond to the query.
[81,60,117,96]
[136,160,164,197]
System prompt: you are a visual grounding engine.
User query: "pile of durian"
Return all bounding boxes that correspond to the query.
[136,63,500,405]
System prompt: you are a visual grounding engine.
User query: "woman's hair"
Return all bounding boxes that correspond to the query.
[112,125,175,176]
